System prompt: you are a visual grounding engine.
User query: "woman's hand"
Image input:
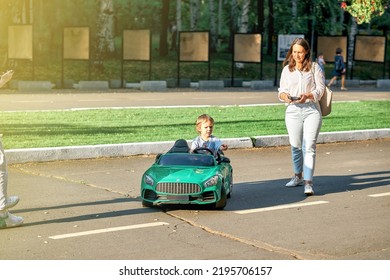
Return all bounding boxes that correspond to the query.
[297,93,312,103]
[280,92,292,103]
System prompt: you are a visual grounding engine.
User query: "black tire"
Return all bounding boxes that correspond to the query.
[227,171,233,198]
[215,186,227,210]
[142,200,153,208]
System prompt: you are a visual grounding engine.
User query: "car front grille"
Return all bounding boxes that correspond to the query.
[156,182,201,194]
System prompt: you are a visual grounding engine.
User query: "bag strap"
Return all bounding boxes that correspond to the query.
[311,62,320,103]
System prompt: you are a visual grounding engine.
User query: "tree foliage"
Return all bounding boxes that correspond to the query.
[341,0,389,24]
[0,0,388,80]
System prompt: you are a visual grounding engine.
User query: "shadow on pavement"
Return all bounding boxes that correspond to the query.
[226,170,390,211]
[10,170,389,226]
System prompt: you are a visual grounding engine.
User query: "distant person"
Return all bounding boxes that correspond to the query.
[191,114,228,153]
[327,47,347,90]
[0,70,24,229]
[316,52,326,73]
[278,38,324,196]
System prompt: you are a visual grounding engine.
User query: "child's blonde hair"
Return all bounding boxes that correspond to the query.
[195,114,214,133]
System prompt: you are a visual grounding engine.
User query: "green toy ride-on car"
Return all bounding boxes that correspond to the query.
[140,139,233,210]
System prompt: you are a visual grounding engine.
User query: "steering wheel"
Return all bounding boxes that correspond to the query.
[192,147,220,161]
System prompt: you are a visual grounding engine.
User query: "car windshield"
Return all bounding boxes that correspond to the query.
[158,154,215,167]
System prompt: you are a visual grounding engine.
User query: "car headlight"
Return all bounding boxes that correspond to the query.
[144,174,154,186]
[203,175,219,188]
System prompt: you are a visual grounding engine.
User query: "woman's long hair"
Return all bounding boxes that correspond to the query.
[282,37,312,72]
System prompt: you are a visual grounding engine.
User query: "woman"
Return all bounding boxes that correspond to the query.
[278,38,325,196]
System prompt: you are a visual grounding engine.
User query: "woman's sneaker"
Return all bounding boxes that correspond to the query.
[285,176,304,187]
[304,184,314,196]
[5,196,19,209]
[0,212,24,229]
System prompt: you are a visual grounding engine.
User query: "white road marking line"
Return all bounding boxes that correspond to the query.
[137,98,165,101]
[78,99,116,102]
[368,192,390,198]
[12,100,51,103]
[49,222,169,240]
[234,201,329,215]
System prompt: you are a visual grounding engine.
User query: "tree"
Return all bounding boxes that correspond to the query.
[238,0,251,33]
[341,0,388,24]
[347,17,358,75]
[160,0,170,56]
[257,0,264,34]
[209,0,218,52]
[218,0,223,42]
[190,0,200,30]
[176,0,182,32]
[267,0,274,55]
[96,0,115,64]
[291,0,298,32]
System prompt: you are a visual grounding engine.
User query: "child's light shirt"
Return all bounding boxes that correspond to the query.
[191,135,222,152]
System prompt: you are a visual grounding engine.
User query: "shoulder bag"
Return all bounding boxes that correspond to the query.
[312,63,333,117]
[319,86,333,116]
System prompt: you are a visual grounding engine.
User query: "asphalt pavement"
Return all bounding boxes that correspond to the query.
[1,87,390,261]
[2,139,390,260]
[1,87,390,112]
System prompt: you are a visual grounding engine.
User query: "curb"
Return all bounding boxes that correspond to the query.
[5,129,390,164]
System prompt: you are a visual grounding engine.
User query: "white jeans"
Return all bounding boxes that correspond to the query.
[285,103,322,181]
[0,139,8,211]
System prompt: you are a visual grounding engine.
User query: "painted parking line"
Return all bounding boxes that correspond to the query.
[234,201,329,215]
[49,222,169,240]
[368,192,390,198]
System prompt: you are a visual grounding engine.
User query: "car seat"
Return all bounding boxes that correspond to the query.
[168,139,190,153]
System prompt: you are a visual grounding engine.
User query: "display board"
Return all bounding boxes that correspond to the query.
[277,34,304,61]
[8,25,33,59]
[354,35,386,62]
[123,30,150,61]
[179,32,209,62]
[317,36,347,62]
[63,27,90,60]
[234,33,261,63]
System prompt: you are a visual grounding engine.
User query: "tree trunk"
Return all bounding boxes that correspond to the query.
[267,0,274,55]
[348,17,358,76]
[160,0,170,56]
[96,0,115,63]
[325,0,337,35]
[257,0,264,34]
[228,0,238,51]
[236,0,250,69]
[291,0,298,33]
[209,0,217,52]
[238,0,250,33]
[291,0,297,18]
[217,0,223,49]
[11,0,26,24]
[176,0,182,32]
[190,0,200,30]
[94,0,115,73]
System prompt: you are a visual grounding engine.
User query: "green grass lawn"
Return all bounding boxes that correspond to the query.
[1,101,389,149]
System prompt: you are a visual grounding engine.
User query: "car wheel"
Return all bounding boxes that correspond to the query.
[227,183,233,198]
[142,200,153,208]
[227,171,233,198]
[215,186,227,210]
